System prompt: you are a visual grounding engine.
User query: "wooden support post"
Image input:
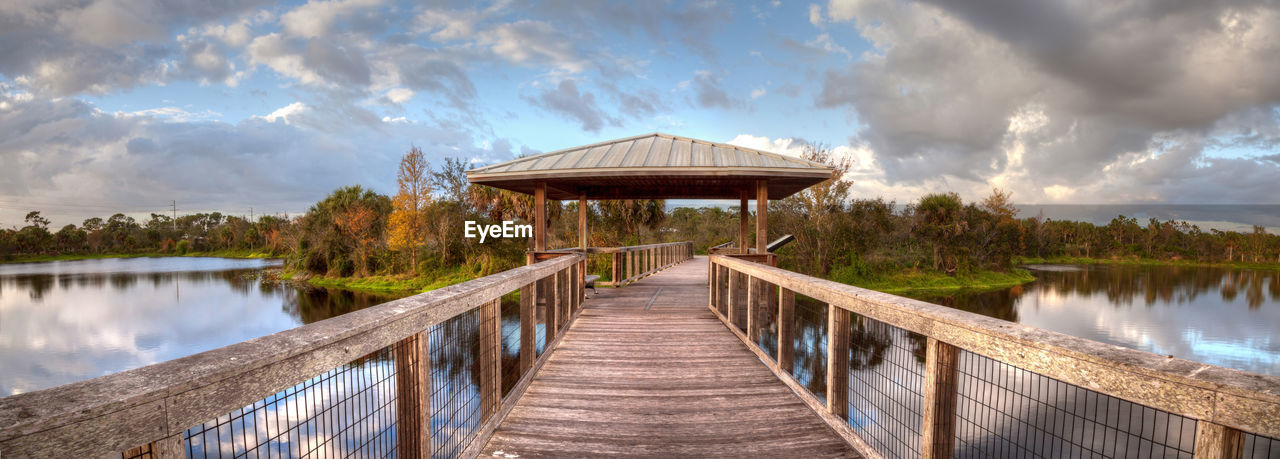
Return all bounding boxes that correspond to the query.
[728,269,741,327]
[124,433,185,459]
[739,190,749,253]
[921,338,960,459]
[746,276,759,343]
[779,289,795,373]
[756,179,768,253]
[708,261,716,309]
[612,253,620,286]
[394,331,430,459]
[578,191,587,250]
[1194,422,1244,459]
[544,275,557,345]
[534,182,546,251]
[519,283,535,372]
[826,305,849,419]
[479,299,502,422]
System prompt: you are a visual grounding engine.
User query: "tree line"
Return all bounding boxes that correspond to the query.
[3,145,1277,284]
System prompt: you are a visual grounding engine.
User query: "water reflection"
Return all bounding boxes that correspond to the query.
[0,257,401,395]
[905,265,1280,376]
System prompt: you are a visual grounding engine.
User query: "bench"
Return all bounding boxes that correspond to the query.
[584,274,600,294]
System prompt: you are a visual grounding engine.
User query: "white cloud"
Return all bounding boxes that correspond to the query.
[259,102,308,124]
[384,88,414,104]
[750,88,767,99]
[808,4,824,26]
[280,0,385,38]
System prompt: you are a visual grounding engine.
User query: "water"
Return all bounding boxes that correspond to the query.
[914,264,1280,377]
[0,257,401,395]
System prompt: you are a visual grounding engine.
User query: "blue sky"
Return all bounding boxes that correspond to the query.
[2,0,1278,226]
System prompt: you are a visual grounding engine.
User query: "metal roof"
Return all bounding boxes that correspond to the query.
[466,133,834,200]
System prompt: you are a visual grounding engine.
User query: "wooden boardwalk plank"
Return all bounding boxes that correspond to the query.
[481,257,859,458]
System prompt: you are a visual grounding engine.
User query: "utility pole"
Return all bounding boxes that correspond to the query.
[249,207,254,222]
[171,200,177,233]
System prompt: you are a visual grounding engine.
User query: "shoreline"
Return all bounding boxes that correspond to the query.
[0,250,278,264]
[836,268,1037,296]
[1014,256,1280,271]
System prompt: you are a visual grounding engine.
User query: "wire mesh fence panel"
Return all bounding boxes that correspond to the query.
[427,308,483,459]
[500,294,522,397]
[844,314,927,459]
[1241,433,1280,459]
[755,279,779,362]
[183,346,401,458]
[732,272,749,333]
[791,294,828,404]
[951,350,1197,458]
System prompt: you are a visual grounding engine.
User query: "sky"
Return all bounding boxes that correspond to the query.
[1,0,1279,227]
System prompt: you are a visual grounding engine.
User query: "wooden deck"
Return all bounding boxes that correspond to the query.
[481,256,859,458]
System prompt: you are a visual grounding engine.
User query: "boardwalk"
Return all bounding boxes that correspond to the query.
[481,257,859,457]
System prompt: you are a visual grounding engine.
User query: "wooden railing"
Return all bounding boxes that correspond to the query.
[710,254,1280,459]
[0,254,589,458]
[576,241,693,287]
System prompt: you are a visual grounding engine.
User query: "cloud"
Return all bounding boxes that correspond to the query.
[523,79,618,133]
[0,0,271,95]
[689,70,740,110]
[751,88,767,99]
[480,20,589,73]
[0,92,510,226]
[280,0,385,38]
[816,0,1280,202]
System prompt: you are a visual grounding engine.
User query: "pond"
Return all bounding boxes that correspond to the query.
[913,264,1280,377]
[0,257,401,395]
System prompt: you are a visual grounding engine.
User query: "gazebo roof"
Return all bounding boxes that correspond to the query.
[466,133,834,200]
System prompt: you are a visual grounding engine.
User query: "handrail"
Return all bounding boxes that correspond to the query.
[710,254,1280,458]
[576,241,693,287]
[0,254,588,457]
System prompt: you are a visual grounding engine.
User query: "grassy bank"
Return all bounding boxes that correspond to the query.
[1,249,276,264]
[284,264,490,295]
[1015,256,1280,271]
[831,267,1036,295]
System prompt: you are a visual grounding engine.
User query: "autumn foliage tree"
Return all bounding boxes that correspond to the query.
[388,146,432,273]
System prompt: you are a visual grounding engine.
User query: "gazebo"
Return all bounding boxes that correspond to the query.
[465,132,834,256]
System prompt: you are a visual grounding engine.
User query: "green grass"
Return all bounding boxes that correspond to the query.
[832,267,1036,295]
[1015,255,1280,271]
[1,249,276,264]
[287,264,489,295]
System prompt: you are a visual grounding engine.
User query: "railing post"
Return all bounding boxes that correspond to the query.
[779,289,794,373]
[612,252,620,287]
[1194,421,1244,458]
[826,305,849,418]
[921,338,960,459]
[708,260,716,310]
[544,274,558,345]
[479,298,502,422]
[394,330,431,459]
[746,276,759,343]
[728,269,741,327]
[123,433,184,459]
[519,282,535,370]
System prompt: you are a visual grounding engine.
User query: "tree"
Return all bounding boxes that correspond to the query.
[388,146,432,273]
[980,188,1017,223]
[914,193,965,272]
[777,143,854,275]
